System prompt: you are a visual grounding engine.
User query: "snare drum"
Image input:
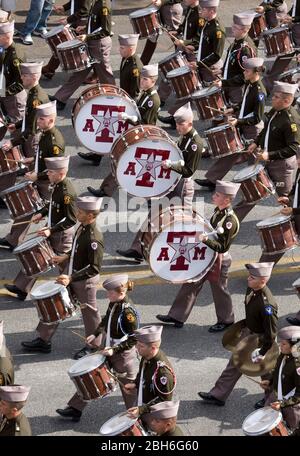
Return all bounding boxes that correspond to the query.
[159,51,188,82]
[233,164,275,204]
[262,26,293,57]
[68,354,117,401]
[279,66,300,84]
[13,236,55,277]
[45,25,76,58]
[166,66,201,99]
[242,407,289,436]
[0,181,44,220]
[129,6,161,39]
[192,86,227,120]
[57,39,93,72]
[0,145,24,176]
[100,412,148,436]
[30,281,76,325]
[111,125,183,199]
[248,13,267,40]
[141,206,218,283]
[72,84,141,155]
[204,124,244,158]
[256,215,298,255]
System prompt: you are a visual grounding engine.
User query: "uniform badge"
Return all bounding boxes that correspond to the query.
[226,221,232,229]
[291,123,298,133]
[160,376,167,385]
[258,93,265,101]
[148,100,153,107]
[102,7,108,15]
[198,18,205,27]
[265,305,273,315]
[91,242,98,250]
[297,367,300,376]
[126,313,135,322]
[32,99,40,108]
[191,144,197,151]
[64,195,71,205]
[216,31,222,39]
[53,146,60,155]
[13,59,19,67]
[133,68,139,77]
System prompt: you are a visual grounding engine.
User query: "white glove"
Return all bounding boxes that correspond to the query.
[251,348,265,363]
[119,112,138,123]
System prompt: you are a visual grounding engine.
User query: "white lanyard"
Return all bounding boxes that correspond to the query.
[223,44,233,80]
[239,84,250,119]
[87,16,91,34]
[197,23,207,62]
[34,146,39,174]
[47,193,53,228]
[21,114,26,133]
[264,112,277,152]
[105,302,118,348]
[0,64,5,94]
[67,225,82,276]
[183,8,191,40]
[292,0,297,17]
[137,360,146,406]
[71,0,74,15]
[293,175,300,208]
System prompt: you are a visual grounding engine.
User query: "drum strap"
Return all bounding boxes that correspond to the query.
[292,0,297,17]
[67,225,82,276]
[183,8,192,40]
[264,111,277,152]
[137,360,146,406]
[197,22,207,62]
[105,302,118,348]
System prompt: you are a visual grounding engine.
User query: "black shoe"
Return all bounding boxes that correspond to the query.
[208,322,233,333]
[0,238,13,251]
[56,406,82,422]
[73,346,94,360]
[286,316,300,326]
[194,179,216,190]
[0,198,7,209]
[254,398,266,410]
[158,115,176,129]
[49,96,66,111]
[198,392,225,406]
[21,337,51,353]
[87,187,108,197]
[77,152,102,166]
[156,314,184,328]
[4,284,27,300]
[48,95,56,101]
[116,248,143,262]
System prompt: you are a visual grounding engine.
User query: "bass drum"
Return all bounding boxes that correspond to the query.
[72,84,141,155]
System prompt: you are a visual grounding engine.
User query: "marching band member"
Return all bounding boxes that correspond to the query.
[256,0,288,28]
[87,63,161,197]
[4,156,76,301]
[0,321,14,386]
[234,81,300,222]
[198,262,278,406]
[148,400,184,436]
[0,101,65,251]
[196,57,267,190]
[56,274,139,421]
[140,0,183,65]
[281,0,300,47]
[157,180,240,331]
[258,326,300,431]
[125,325,176,430]
[0,385,32,436]
[117,103,203,262]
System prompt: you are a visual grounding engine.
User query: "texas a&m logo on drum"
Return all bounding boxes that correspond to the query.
[82,104,128,144]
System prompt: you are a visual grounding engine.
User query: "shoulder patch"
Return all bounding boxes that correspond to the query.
[226,221,232,230]
[258,93,265,101]
[13,58,19,67]
[265,305,273,315]
[291,123,297,133]
[216,31,222,39]
[160,376,167,385]
[133,68,139,77]
[64,195,71,205]
[198,18,205,27]
[32,99,41,108]
[91,242,98,250]
[102,7,108,15]
[297,367,300,375]
[53,146,60,155]
[148,100,153,108]
[126,312,135,322]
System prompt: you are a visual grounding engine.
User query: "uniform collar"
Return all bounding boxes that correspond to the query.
[80,221,96,232]
[215,205,232,214]
[181,127,195,140]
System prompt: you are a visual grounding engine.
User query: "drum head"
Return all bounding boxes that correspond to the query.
[205,123,232,134]
[129,6,158,18]
[13,236,46,253]
[99,412,137,436]
[256,215,290,228]
[233,164,264,182]
[167,66,190,78]
[115,132,183,198]
[263,25,288,35]
[30,281,65,300]
[159,51,183,65]
[57,39,82,49]
[242,407,282,436]
[192,86,220,99]
[45,25,65,38]
[68,354,106,377]
[0,180,32,195]
[72,87,141,154]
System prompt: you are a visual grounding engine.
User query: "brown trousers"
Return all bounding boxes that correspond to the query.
[265,391,300,431]
[168,253,234,324]
[0,90,27,140]
[55,37,115,103]
[234,155,297,222]
[42,55,60,74]
[68,344,138,412]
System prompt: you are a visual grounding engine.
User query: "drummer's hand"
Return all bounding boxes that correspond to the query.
[7,123,16,132]
[212,79,222,88]
[174,38,184,48]
[168,30,178,37]
[78,34,86,42]
[282,15,293,24]
[56,274,71,286]
[281,206,293,216]
[259,380,270,391]
[255,6,264,13]
[228,117,238,127]
[270,401,281,411]
[52,254,68,265]
[38,227,51,238]
[161,159,171,169]
[25,171,37,181]
[22,157,34,164]
[58,17,68,25]
[53,5,65,14]
[259,150,269,161]
[86,334,98,347]
[2,140,12,151]
[75,25,86,33]
[101,347,114,357]
[278,196,290,206]
[188,61,197,70]
[124,383,137,395]
[31,213,43,224]
[246,142,257,154]
[152,0,162,7]
[127,407,139,419]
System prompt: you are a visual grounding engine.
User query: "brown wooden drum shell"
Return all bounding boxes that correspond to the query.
[192,90,226,120]
[71,365,115,401]
[239,171,274,204]
[249,14,267,39]
[57,42,92,72]
[167,70,200,99]
[46,26,75,58]
[16,241,55,277]
[257,220,298,254]
[35,293,73,324]
[130,10,161,39]
[263,28,293,57]
[159,52,188,80]
[0,146,24,176]
[205,125,244,158]
[2,183,44,220]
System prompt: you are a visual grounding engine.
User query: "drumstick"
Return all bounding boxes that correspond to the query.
[245,376,262,386]
[106,368,125,388]
[204,105,225,114]
[29,217,66,235]
[12,218,44,227]
[4,158,21,163]
[71,330,86,341]
[198,58,222,81]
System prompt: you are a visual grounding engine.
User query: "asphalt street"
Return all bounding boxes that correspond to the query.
[0,0,299,437]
